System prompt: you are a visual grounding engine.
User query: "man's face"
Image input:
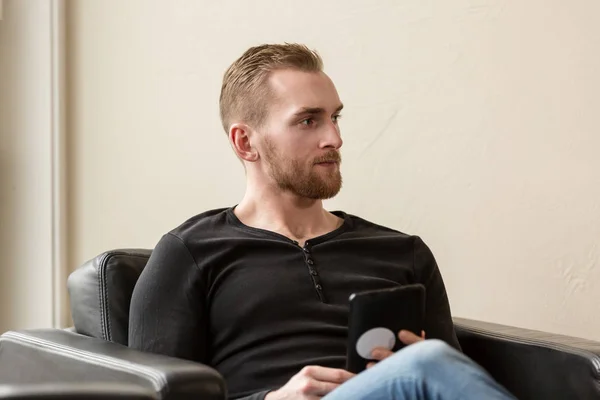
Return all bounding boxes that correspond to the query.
[256,69,344,200]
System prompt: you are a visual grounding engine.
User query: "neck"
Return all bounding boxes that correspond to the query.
[234,181,340,243]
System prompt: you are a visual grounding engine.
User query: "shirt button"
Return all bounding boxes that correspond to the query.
[310,270,318,276]
[303,247,310,253]
[316,284,322,290]
[307,259,314,265]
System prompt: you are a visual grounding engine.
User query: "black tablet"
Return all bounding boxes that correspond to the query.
[345,284,426,373]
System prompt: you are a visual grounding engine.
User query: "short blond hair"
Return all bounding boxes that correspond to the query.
[219,43,323,133]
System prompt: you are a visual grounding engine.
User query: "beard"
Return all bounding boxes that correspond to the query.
[262,138,342,200]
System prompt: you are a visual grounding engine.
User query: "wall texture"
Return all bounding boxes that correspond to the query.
[0,0,54,332]
[67,0,600,339]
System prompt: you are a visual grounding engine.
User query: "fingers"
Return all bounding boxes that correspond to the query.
[302,379,340,396]
[366,331,429,370]
[398,329,425,345]
[301,366,355,384]
[365,346,394,370]
[370,347,394,361]
[299,366,355,397]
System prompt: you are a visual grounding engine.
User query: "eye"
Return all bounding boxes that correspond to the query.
[332,114,342,123]
[300,118,315,127]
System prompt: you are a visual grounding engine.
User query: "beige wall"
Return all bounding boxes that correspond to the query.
[0,0,55,332]
[67,1,600,339]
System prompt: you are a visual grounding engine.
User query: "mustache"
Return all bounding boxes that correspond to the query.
[313,152,342,164]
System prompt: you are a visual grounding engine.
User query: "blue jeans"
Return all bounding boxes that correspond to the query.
[324,340,516,400]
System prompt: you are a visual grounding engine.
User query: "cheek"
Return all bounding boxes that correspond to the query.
[278,141,310,162]
[290,149,313,166]
[265,127,318,163]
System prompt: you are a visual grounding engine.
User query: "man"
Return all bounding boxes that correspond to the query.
[129,43,515,400]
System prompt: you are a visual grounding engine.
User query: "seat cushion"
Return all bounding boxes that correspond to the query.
[67,249,152,345]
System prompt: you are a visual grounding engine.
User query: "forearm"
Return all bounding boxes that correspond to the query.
[233,389,273,400]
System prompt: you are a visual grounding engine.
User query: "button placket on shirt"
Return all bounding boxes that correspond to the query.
[303,241,326,302]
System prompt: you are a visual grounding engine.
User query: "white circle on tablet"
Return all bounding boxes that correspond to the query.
[356,327,396,359]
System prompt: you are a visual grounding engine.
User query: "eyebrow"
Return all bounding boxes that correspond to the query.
[293,104,344,117]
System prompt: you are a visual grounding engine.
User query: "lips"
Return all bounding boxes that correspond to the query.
[314,152,341,165]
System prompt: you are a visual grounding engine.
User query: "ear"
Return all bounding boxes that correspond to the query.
[229,123,259,162]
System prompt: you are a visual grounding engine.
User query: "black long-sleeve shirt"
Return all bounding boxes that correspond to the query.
[129,207,460,399]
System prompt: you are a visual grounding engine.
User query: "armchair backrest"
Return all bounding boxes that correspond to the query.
[67,249,152,345]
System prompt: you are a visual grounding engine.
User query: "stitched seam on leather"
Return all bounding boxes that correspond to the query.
[457,325,600,378]
[96,251,149,344]
[100,252,151,259]
[101,252,149,343]
[96,253,109,341]
[2,332,169,396]
[0,383,159,399]
[100,254,113,342]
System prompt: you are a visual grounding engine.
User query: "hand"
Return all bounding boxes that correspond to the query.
[366,330,426,369]
[265,365,355,400]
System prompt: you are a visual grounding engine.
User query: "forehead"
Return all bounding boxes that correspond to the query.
[267,69,341,112]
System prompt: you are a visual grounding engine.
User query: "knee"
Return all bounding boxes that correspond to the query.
[391,339,459,371]
[413,339,456,362]
[364,340,463,390]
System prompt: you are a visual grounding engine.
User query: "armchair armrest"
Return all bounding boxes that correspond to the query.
[454,317,600,400]
[0,329,226,400]
[0,383,157,399]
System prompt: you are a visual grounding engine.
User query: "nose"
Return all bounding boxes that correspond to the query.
[319,121,343,150]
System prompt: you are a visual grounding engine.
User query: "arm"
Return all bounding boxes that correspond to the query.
[129,234,275,400]
[412,236,461,351]
[129,233,208,361]
[234,391,272,400]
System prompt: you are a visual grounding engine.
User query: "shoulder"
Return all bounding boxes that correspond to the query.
[336,212,433,256]
[147,207,233,274]
[339,211,413,240]
[167,207,232,242]
[150,207,234,259]
[340,213,439,275]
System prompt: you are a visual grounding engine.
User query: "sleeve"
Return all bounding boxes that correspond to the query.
[412,236,462,351]
[128,233,209,362]
[232,390,272,400]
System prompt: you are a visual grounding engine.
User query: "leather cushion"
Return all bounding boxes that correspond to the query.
[67,249,152,345]
[0,329,225,400]
[0,383,157,399]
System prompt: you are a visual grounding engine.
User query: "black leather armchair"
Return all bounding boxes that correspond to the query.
[2,249,600,399]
